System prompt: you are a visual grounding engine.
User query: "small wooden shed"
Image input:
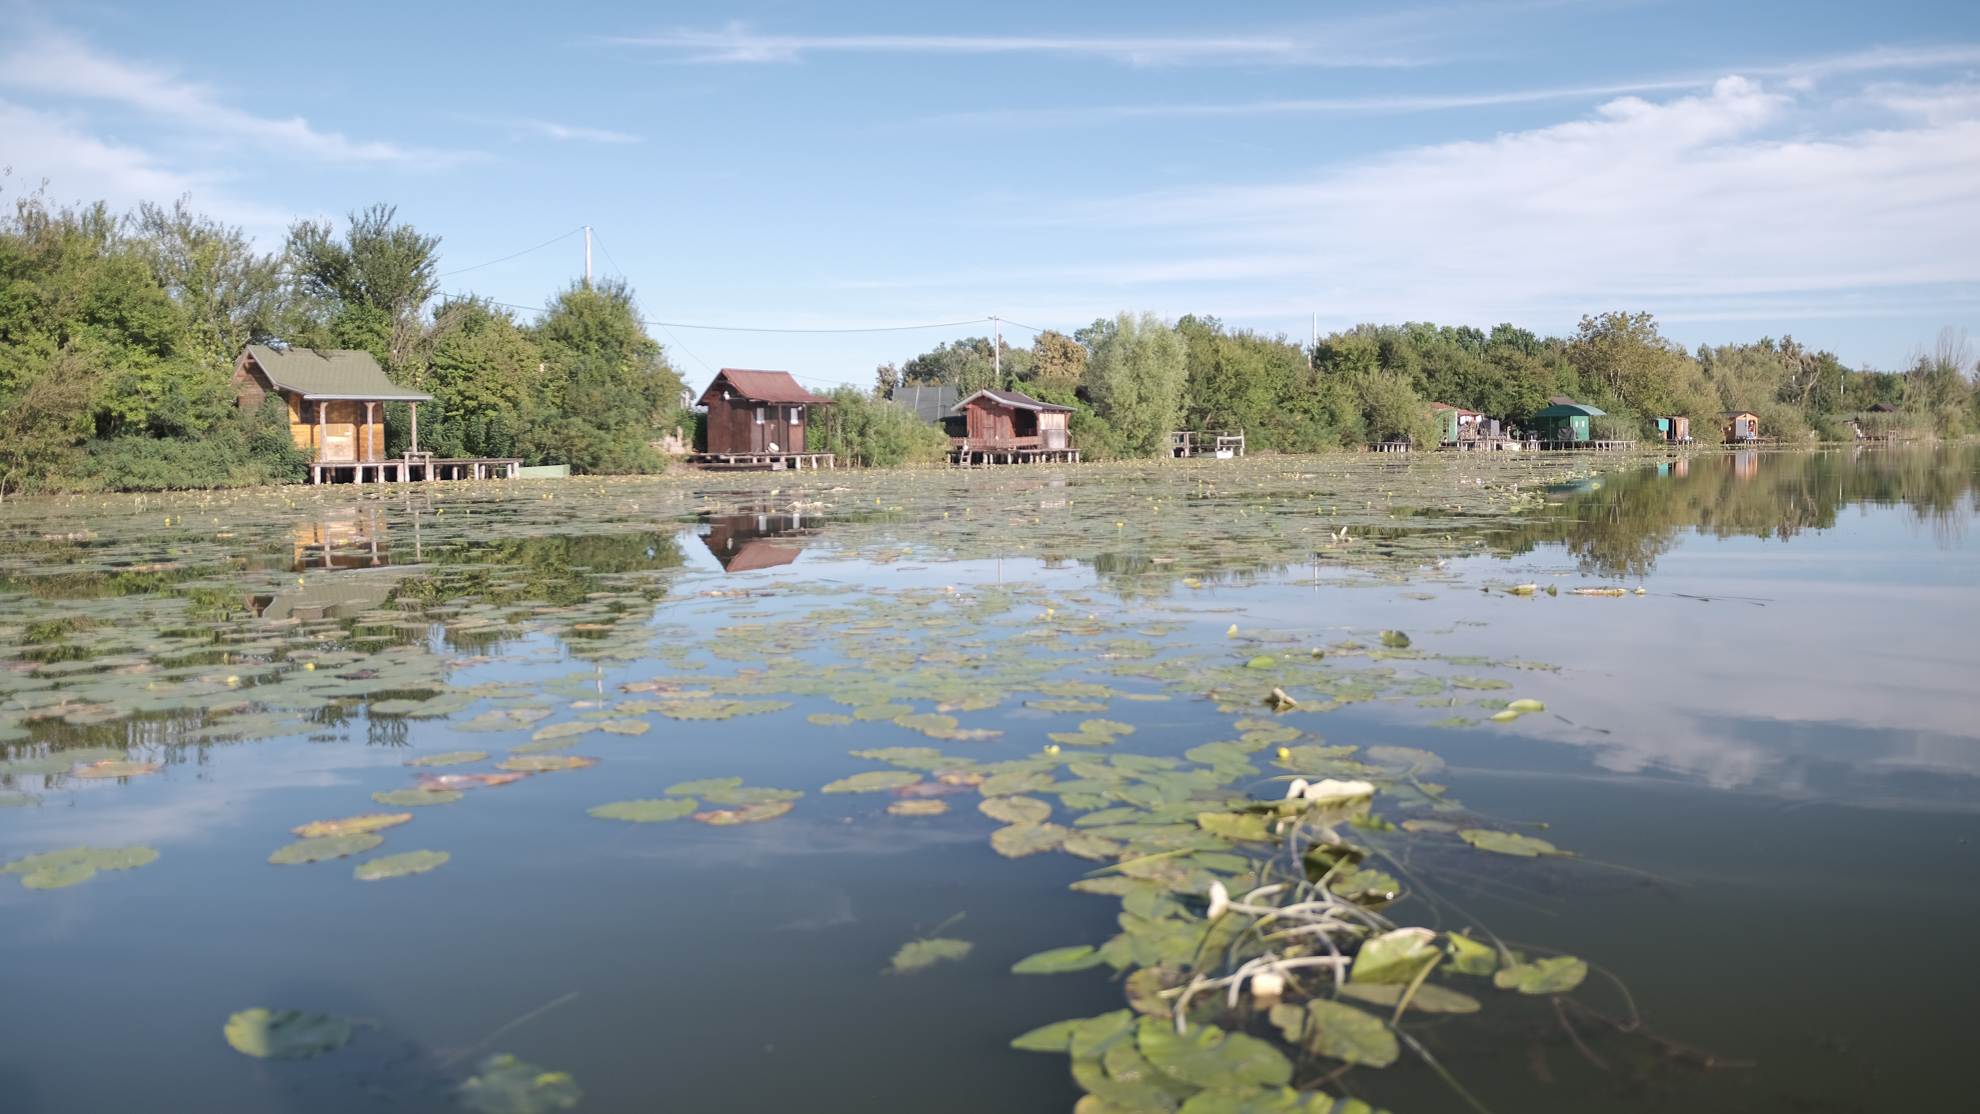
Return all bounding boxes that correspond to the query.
[697,369,835,467]
[954,389,1073,449]
[1432,403,1483,444]
[1719,411,1760,442]
[234,345,432,465]
[1654,416,1692,442]
[1532,402,1605,442]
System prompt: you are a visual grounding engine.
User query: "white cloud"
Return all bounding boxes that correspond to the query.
[0,32,454,165]
[1050,76,1980,327]
[510,119,643,144]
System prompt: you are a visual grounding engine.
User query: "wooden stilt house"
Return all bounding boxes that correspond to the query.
[1719,411,1760,443]
[951,389,1079,464]
[695,369,836,470]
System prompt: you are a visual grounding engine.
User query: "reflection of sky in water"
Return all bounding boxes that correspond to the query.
[1,447,1975,1112]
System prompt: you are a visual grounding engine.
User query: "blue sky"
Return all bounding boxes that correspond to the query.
[3,1,1976,391]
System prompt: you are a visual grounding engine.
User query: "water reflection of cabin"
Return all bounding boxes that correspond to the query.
[695,369,836,471]
[233,346,522,483]
[951,389,1079,464]
[292,507,390,571]
[1719,411,1760,442]
[697,512,814,571]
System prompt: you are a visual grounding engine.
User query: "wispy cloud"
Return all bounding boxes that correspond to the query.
[608,20,1424,67]
[0,32,457,165]
[508,119,643,144]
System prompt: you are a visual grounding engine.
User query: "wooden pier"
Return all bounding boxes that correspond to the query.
[691,452,836,471]
[1169,429,1246,458]
[310,455,521,484]
[950,439,1080,465]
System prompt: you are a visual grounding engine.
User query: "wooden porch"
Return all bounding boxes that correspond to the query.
[950,438,1080,465]
[690,452,836,471]
[310,456,523,484]
[1538,439,1637,452]
[1170,430,1246,458]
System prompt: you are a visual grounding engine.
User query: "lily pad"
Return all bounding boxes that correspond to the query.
[589,798,697,822]
[1494,955,1588,994]
[888,937,972,974]
[1197,812,1275,843]
[808,712,855,725]
[1449,676,1512,691]
[529,721,595,741]
[887,799,949,816]
[657,699,791,720]
[1010,1018,1084,1052]
[822,770,923,794]
[1458,829,1564,857]
[1351,927,1440,985]
[419,772,527,790]
[71,760,162,779]
[990,822,1070,857]
[1336,981,1481,1013]
[496,755,598,772]
[1028,699,1111,713]
[292,813,411,839]
[1444,931,1500,975]
[666,777,743,796]
[1269,999,1398,1067]
[269,833,385,864]
[1012,945,1106,974]
[854,703,916,721]
[373,789,463,806]
[693,800,794,825]
[597,719,650,735]
[507,737,582,754]
[3,845,158,888]
[980,796,1053,825]
[1136,1015,1293,1089]
[456,1053,582,1114]
[701,785,803,805]
[896,712,960,735]
[407,751,488,767]
[223,1008,354,1059]
[0,792,38,808]
[353,850,449,880]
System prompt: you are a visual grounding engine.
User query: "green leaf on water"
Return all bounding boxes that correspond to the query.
[353,850,449,881]
[822,770,923,793]
[589,798,697,822]
[223,1008,354,1059]
[1271,999,1398,1067]
[693,800,794,825]
[1135,1015,1293,1089]
[529,721,595,741]
[980,796,1052,825]
[1380,630,1411,648]
[1175,1086,1344,1113]
[1448,677,1512,690]
[1028,699,1111,713]
[1246,656,1276,669]
[373,789,462,806]
[889,937,972,974]
[897,712,960,736]
[507,737,582,754]
[1426,717,1475,728]
[0,793,38,808]
[854,703,916,721]
[406,751,487,767]
[597,719,649,735]
[1494,955,1588,994]
[1336,981,1481,1013]
[1012,945,1106,974]
[3,844,159,888]
[701,785,803,805]
[496,755,597,772]
[850,746,949,766]
[1011,1018,1084,1051]
[808,712,855,725]
[1458,829,1564,857]
[991,822,1070,857]
[1444,932,1500,975]
[1196,812,1275,843]
[666,777,742,796]
[269,833,384,864]
[456,1053,582,1114]
[1351,927,1440,985]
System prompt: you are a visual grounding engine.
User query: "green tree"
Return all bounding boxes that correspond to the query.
[284,203,439,372]
[808,386,950,466]
[520,279,684,473]
[1029,330,1087,382]
[1081,312,1188,458]
[133,196,285,369]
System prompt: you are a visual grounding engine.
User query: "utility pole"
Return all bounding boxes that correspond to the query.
[992,316,1001,380]
[584,226,592,289]
[1311,312,1317,351]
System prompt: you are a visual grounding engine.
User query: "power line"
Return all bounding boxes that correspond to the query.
[436,227,584,277]
[454,296,995,336]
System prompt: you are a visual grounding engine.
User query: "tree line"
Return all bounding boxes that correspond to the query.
[0,188,686,496]
[877,313,1978,458]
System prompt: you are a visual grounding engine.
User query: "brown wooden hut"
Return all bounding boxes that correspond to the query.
[231,346,472,483]
[696,369,835,469]
[1719,410,1760,442]
[951,389,1078,463]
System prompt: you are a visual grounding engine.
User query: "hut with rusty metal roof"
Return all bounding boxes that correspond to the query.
[696,369,836,469]
[951,388,1078,464]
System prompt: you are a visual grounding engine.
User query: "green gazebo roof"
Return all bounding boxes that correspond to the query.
[1533,402,1606,418]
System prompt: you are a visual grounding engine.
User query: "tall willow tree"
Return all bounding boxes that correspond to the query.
[1081,312,1188,458]
[284,203,440,373]
[519,279,685,474]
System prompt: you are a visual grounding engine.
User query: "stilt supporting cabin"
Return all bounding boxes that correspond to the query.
[234,346,528,483]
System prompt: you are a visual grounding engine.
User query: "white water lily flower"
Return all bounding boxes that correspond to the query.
[1207,881,1230,919]
[1304,779,1375,802]
[1285,778,1309,800]
[1249,970,1285,1007]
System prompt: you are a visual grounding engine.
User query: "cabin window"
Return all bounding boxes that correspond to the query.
[755,407,765,424]
[788,407,801,424]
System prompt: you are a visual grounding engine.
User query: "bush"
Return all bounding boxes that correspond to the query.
[808,388,950,467]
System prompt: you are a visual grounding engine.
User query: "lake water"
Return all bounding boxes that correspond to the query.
[0,445,1973,1114]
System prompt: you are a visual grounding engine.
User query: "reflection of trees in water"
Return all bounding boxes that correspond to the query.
[1491,446,1976,578]
[440,530,686,575]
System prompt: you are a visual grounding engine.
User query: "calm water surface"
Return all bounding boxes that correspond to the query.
[0,446,1973,1113]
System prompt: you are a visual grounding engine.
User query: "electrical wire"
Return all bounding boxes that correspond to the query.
[436,227,584,277]
[589,228,719,379]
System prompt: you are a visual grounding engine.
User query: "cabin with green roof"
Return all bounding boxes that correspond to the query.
[234,345,431,467]
[1531,401,1605,444]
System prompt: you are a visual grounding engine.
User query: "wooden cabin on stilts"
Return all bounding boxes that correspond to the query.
[950,389,1080,464]
[692,369,836,471]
